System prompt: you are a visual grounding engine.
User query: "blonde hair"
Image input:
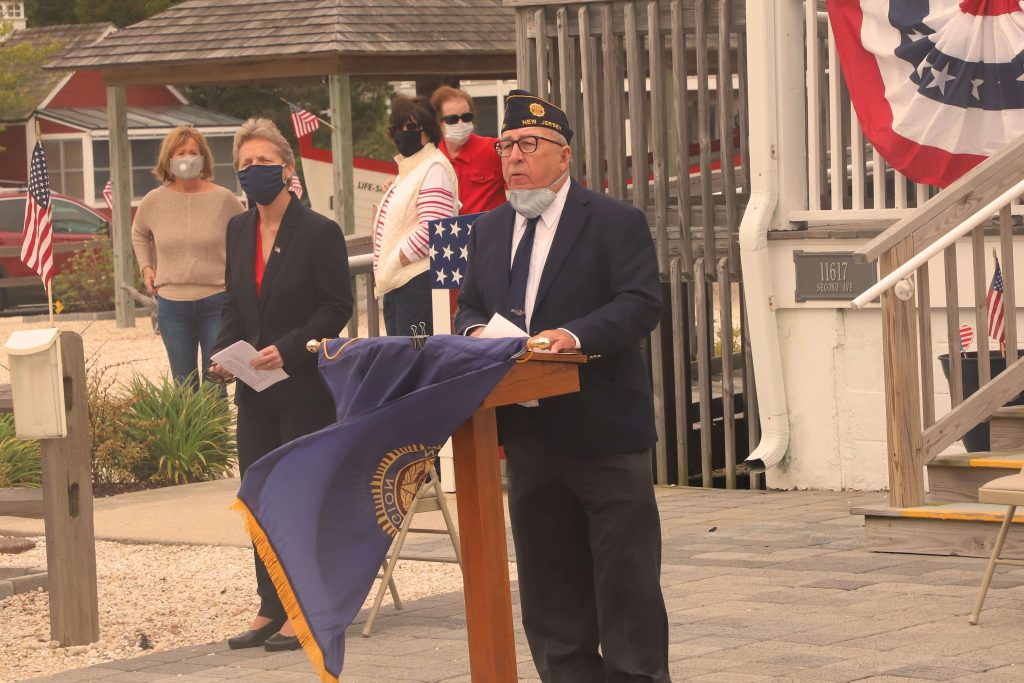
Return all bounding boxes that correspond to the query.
[430,86,476,116]
[232,118,295,169]
[152,126,215,182]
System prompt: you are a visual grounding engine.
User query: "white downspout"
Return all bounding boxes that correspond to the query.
[738,0,802,472]
[740,195,789,471]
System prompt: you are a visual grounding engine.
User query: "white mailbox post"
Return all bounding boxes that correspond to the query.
[5,328,67,439]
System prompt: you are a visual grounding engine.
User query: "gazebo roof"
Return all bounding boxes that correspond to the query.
[48,0,517,84]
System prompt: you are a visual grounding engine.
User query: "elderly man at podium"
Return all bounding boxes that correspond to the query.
[455,91,671,683]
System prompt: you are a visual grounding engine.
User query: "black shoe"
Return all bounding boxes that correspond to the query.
[227,617,285,650]
[263,632,302,652]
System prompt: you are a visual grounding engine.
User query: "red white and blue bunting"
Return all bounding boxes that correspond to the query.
[828,0,1024,187]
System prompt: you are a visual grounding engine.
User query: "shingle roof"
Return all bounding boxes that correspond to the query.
[38,105,242,131]
[49,0,515,72]
[0,23,114,121]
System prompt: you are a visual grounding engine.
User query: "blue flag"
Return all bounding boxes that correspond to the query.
[429,212,484,289]
[232,335,525,682]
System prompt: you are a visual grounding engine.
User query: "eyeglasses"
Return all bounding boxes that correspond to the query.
[494,135,564,158]
[391,122,422,133]
[441,112,475,125]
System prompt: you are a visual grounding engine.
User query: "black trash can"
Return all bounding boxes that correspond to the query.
[938,351,1024,451]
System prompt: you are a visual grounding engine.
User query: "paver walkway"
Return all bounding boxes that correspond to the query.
[21,487,1024,682]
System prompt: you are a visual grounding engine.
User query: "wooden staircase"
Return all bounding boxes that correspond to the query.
[856,408,1024,558]
[850,134,1024,558]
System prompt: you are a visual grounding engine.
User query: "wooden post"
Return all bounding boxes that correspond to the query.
[879,239,926,507]
[451,408,517,682]
[106,85,135,328]
[328,74,355,236]
[41,331,99,645]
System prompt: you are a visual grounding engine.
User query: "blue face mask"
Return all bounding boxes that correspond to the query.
[237,164,286,206]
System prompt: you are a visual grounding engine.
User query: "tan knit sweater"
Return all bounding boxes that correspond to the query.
[131,185,245,301]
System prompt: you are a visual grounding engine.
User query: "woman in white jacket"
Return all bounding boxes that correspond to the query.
[371,95,458,336]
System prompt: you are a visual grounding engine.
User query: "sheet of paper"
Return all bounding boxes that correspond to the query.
[478,312,528,338]
[210,340,288,392]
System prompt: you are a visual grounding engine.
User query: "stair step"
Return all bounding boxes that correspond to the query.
[991,407,1024,451]
[926,452,1024,503]
[854,502,1024,558]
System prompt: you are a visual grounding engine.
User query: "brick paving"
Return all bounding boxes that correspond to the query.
[21,487,1024,682]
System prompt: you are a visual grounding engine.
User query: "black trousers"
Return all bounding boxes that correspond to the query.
[382,270,433,337]
[503,407,671,683]
[237,399,336,621]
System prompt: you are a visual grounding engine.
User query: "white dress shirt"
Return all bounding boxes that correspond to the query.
[509,179,579,347]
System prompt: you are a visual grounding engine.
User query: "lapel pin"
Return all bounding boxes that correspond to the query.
[273,246,281,254]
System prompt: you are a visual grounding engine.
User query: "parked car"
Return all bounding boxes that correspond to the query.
[0,190,109,310]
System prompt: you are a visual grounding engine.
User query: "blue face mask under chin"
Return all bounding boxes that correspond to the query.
[237,164,286,206]
[508,169,569,219]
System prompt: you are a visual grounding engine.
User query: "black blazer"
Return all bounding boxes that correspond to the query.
[214,195,353,411]
[455,181,661,457]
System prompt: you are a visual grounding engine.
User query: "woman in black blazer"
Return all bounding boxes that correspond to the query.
[208,118,352,652]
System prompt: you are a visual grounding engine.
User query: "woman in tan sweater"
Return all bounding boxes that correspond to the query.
[131,126,245,388]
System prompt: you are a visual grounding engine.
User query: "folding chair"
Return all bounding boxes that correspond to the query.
[969,467,1024,624]
[362,463,461,636]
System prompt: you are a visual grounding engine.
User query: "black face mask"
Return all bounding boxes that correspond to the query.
[393,130,425,158]
[237,164,286,206]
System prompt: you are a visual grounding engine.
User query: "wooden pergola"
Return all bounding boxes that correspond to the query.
[47,0,516,327]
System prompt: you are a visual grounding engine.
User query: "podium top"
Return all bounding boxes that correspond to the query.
[480,352,585,409]
[519,351,588,364]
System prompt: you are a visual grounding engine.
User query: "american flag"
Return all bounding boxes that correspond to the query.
[959,324,974,353]
[428,212,484,290]
[286,100,320,139]
[21,142,54,287]
[988,256,1006,344]
[288,174,303,199]
[102,178,113,212]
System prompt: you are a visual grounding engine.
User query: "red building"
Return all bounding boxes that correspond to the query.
[0,22,242,213]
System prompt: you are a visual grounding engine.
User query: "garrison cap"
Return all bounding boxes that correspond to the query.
[500,90,573,143]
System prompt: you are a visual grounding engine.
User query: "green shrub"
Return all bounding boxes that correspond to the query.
[52,238,116,313]
[0,414,41,488]
[88,365,148,485]
[121,374,236,484]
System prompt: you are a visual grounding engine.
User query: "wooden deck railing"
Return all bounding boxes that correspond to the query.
[854,134,1024,507]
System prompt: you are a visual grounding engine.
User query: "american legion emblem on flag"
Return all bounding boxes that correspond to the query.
[429,212,485,289]
[232,335,524,682]
[828,0,1024,187]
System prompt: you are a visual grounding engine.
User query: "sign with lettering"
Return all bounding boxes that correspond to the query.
[794,251,878,302]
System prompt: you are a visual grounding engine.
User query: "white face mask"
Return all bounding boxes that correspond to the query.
[444,121,474,146]
[172,154,204,180]
[507,169,569,219]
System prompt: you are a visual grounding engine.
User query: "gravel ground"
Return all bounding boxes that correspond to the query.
[0,315,170,388]
[0,315,477,681]
[0,537,469,682]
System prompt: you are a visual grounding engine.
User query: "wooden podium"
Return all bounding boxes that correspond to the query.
[451,353,585,682]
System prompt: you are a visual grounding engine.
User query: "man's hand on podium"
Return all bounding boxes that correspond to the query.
[531,329,577,353]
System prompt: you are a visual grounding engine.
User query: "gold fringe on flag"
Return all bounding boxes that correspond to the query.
[231,498,338,683]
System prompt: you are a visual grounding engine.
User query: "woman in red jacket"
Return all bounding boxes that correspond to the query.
[431,86,507,214]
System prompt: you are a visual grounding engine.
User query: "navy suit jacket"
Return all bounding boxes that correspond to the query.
[455,180,661,457]
[214,195,353,411]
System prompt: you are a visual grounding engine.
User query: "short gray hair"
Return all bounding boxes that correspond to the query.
[232,118,295,169]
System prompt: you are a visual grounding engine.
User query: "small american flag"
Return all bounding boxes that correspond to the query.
[959,324,974,353]
[286,100,320,139]
[22,142,54,287]
[102,179,113,212]
[289,174,304,199]
[988,256,1006,344]
[429,213,483,290]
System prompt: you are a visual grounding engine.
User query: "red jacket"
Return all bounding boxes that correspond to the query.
[439,134,506,215]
